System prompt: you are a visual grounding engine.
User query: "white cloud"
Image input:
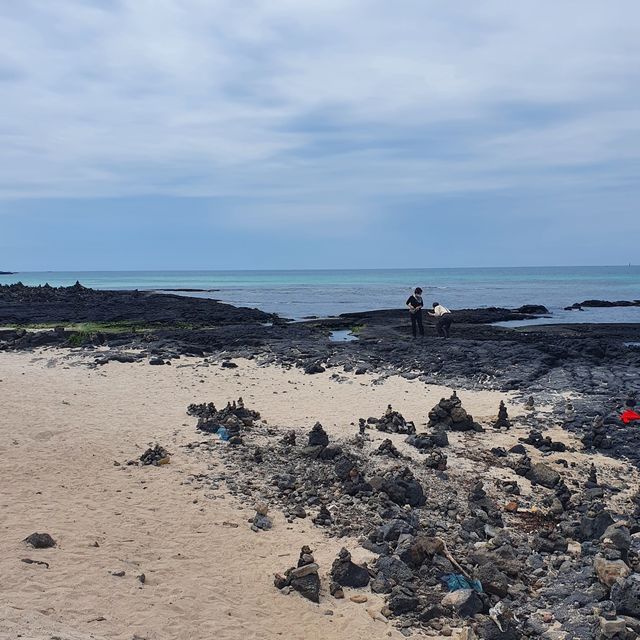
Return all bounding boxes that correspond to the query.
[0,0,639,225]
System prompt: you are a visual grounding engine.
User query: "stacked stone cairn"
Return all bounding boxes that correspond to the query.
[274,545,321,603]
[425,392,482,433]
[582,415,612,450]
[139,444,170,466]
[187,397,261,444]
[302,422,342,460]
[493,400,511,430]
[366,405,416,435]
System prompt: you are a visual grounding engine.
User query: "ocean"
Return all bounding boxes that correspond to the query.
[1,267,639,324]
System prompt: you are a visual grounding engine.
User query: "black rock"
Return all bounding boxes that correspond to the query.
[290,572,321,603]
[139,444,170,466]
[375,555,414,583]
[370,405,416,435]
[381,467,426,507]
[611,575,640,617]
[308,422,329,447]
[24,532,56,549]
[330,548,370,588]
[578,510,615,541]
[494,401,511,430]
[476,563,509,597]
[304,363,325,374]
[375,439,401,458]
[525,462,560,488]
[388,585,419,614]
[441,588,486,617]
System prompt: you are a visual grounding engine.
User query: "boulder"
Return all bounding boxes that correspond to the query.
[330,548,370,588]
[441,589,485,617]
[24,532,56,548]
[388,585,419,614]
[525,462,560,488]
[593,557,631,588]
[611,575,640,617]
[375,555,414,584]
[476,563,509,598]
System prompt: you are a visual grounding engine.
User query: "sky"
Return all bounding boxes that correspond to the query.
[1,0,639,270]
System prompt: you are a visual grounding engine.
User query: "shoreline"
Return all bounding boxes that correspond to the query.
[3,284,640,638]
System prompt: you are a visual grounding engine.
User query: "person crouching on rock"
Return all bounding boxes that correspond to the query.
[406,287,424,338]
[429,301,453,338]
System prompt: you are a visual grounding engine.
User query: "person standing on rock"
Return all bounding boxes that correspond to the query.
[406,287,424,338]
[429,301,453,338]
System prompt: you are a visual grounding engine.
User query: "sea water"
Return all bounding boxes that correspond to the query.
[1,266,639,322]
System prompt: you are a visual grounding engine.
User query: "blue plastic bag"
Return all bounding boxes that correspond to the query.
[217,426,230,441]
[441,573,483,593]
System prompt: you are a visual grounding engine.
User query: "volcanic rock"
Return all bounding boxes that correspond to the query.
[427,393,481,432]
[493,401,511,430]
[330,548,370,588]
[368,405,416,435]
[374,438,401,458]
[313,504,332,526]
[441,589,485,617]
[24,532,56,548]
[424,449,447,470]
[582,415,612,450]
[476,563,509,597]
[593,556,631,588]
[375,555,414,584]
[525,462,560,488]
[139,444,170,466]
[611,575,640,618]
[307,422,329,447]
[388,585,419,614]
[521,430,567,453]
[380,467,426,507]
[275,546,321,603]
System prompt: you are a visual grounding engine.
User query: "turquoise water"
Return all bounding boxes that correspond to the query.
[1,267,639,322]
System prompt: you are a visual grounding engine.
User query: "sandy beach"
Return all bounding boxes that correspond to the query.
[2,340,639,640]
[0,349,519,640]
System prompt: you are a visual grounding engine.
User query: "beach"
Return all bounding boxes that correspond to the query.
[1,350,522,640]
[2,284,640,639]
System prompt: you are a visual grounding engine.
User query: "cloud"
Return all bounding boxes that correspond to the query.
[0,0,639,232]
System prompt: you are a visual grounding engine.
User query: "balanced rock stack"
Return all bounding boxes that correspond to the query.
[251,502,273,532]
[187,397,260,443]
[274,545,321,603]
[139,444,170,466]
[423,449,447,470]
[582,415,612,450]
[312,504,332,526]
[374,438,402,458]
[426,392,482,432]
[493,401,511,430]
[521,430,567,452]
[367,405,416,435]
[302,422,342,459]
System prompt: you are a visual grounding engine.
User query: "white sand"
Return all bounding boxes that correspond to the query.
[0,349,635,639]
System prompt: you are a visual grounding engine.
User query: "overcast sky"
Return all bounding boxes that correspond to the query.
[1,1,639,270]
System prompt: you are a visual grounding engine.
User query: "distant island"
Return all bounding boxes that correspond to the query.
[0,271,15,275]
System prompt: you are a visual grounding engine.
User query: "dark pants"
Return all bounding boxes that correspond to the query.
[411,311,424,337]
[436,315,453,338]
